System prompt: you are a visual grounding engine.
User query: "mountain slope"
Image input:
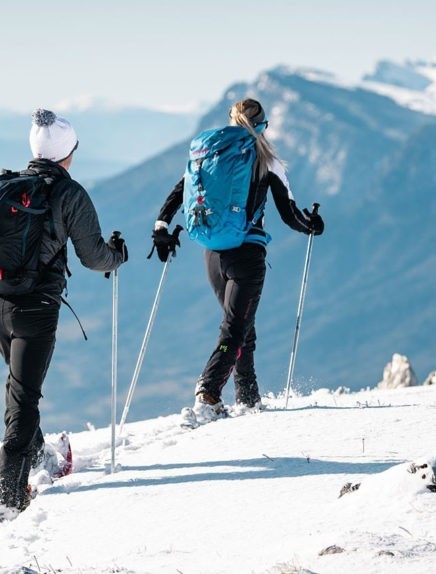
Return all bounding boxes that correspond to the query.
[1,66,434,433]
[1,386,435,573]
[76,67,434,429]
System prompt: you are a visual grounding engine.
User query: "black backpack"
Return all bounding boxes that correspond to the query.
[0,169,55,296]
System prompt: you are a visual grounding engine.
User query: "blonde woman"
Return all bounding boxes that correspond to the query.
[152,99,324,422]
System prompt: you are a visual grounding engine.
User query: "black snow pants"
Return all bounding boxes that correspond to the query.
[0,294,59,509]
[196,243,266,405]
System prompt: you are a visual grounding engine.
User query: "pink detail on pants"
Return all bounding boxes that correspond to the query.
[236,348,242,360]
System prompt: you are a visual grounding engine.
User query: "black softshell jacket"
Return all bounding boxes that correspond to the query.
[26,159,122,296]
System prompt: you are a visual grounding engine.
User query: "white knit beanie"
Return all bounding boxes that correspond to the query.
[29,108,78,162]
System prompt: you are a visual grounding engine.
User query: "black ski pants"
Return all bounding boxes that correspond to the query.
[197,243,266,404]
[0,294,59,509]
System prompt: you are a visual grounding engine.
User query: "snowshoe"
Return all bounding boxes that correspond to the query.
[180,397,228,429]
[180,407,200,429]
[29,432,73,492]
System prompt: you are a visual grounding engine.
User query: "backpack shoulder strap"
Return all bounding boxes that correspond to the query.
[21,169,58,239]
[0,169,20,181]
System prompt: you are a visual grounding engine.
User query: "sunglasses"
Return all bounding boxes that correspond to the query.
[253,120,268,129]
[229,110,269,129]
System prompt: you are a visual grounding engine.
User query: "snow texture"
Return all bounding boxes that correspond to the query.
[0,385,435,573]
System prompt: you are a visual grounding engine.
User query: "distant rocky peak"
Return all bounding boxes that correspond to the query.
[363,60,433,92]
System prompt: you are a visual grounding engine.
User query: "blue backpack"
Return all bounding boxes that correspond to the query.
[183,126,261,250]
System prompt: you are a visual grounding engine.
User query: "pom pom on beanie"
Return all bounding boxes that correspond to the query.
[32,109,57,127]
[29,108,78,162]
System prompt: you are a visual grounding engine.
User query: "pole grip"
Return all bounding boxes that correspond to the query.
[172,224,184,241]
[169,224,184,256]
[312,203,320,215]
[106,231,123,279]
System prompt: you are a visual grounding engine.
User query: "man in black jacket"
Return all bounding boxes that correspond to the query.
[0,109,127,516]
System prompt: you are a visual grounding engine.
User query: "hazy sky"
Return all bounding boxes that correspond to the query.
[1,0,435,112]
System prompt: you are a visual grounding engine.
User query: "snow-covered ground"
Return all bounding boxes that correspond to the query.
[1,385,435,574]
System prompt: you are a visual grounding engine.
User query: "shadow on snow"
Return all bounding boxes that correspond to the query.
[43,456,400,495]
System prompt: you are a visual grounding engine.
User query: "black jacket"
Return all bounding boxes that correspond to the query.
[26,159,122,296]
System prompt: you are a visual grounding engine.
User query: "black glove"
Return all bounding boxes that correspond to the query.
[151,228,181,262]
[108,233,128,262]
[303,209,324,236]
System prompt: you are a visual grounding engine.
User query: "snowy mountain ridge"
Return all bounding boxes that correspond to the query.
[1,58,435,434]
[1,385,435,573]
[54,96,210,116]
[76,62,435,432]
[272,59,436,116]
[363,59,436,90]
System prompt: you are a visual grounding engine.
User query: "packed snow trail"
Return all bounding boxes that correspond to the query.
[0,386,435,574]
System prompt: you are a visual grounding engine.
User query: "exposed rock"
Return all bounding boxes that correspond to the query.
[334,386,350,395]
[377,550,395,557]
[338,482,361,498]
[423,371,436,386]
[319,545,345,556]
[407,459,436,492]
[377,353,418,389]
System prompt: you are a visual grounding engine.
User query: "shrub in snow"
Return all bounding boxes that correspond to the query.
[423,371,436,386]
[377,353,418,389]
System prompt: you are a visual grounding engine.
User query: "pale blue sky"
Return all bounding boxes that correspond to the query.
[1,0,435,112]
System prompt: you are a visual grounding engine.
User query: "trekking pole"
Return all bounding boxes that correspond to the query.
[284,204,320,408]
[109,231,121,473]
[119,225,183,435]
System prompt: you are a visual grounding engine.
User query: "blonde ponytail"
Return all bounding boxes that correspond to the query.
[229,99,281,179]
